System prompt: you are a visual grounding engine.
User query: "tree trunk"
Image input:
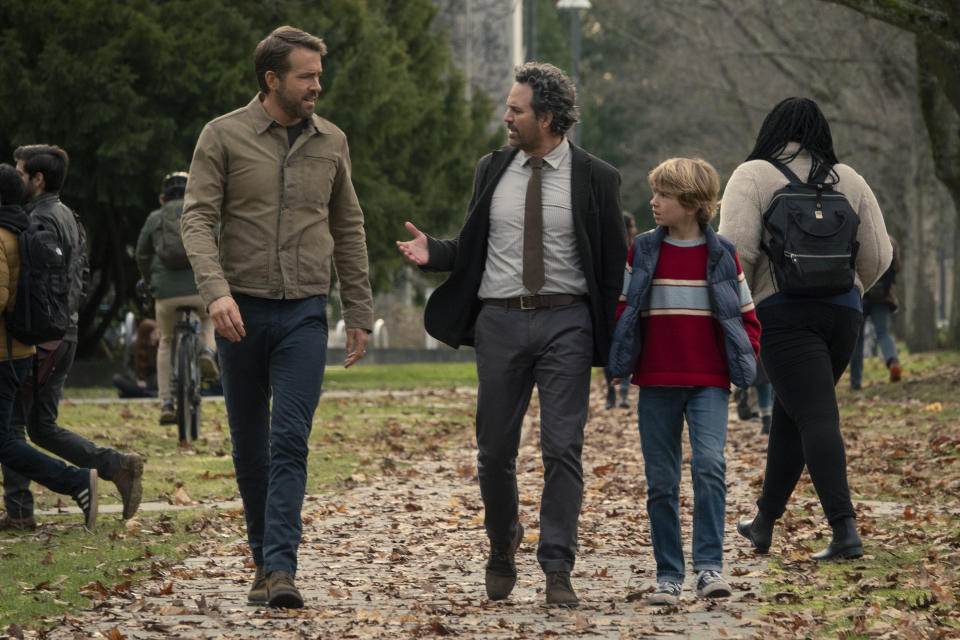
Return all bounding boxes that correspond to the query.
[916,39,960,346]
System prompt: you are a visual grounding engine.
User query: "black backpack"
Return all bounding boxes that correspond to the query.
[760,160,860,297]
[3,215,72,345]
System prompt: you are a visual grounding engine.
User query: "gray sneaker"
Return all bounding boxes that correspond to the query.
[648,580,682,605]
[696,570,731,598]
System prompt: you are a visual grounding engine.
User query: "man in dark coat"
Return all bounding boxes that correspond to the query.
[398,62,625,607]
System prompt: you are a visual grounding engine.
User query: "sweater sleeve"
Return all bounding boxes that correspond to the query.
[734,251,761,360]
[718,164,764,291]
[845,168,892,293]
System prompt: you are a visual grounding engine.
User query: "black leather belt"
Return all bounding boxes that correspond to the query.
[483,294,585,310]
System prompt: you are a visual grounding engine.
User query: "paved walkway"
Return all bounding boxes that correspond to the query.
[45,385,772,639]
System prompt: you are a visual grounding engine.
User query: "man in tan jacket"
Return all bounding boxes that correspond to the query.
[181,26,373,609]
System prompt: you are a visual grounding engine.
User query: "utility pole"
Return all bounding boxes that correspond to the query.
[525,0,536,61]
[556,0,591,144]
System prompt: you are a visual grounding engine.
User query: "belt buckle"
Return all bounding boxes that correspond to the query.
[519,295,536,310]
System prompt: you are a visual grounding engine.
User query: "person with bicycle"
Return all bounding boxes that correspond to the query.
[135,172,218,426]
[181,26,373,608]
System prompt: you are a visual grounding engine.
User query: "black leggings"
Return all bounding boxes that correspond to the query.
[756,302,862,524]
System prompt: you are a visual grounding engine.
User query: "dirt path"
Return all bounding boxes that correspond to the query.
[45,381,773,639]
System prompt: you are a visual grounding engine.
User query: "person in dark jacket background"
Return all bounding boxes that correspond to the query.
[0,162,99,531]
[849,234,901,389]
[0,146,142,530]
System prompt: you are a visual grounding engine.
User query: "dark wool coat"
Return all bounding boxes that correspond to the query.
[421,143,626,367]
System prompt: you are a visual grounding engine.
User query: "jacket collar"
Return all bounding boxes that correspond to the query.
[24,192,59,215]
[246,94,337,136]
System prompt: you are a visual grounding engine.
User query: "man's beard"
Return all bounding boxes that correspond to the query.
[276,87,315,122]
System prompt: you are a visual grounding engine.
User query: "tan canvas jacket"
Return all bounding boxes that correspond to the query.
[0,227,37,360]
[181,95,373,330]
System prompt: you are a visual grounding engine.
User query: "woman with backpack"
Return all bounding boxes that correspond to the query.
[717,97,891,561]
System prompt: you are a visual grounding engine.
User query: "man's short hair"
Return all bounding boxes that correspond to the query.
[648,157,720,225]
[13,144,70,194]
[514,62,579,137]
[0,163,24,206]
[254,26,327,94]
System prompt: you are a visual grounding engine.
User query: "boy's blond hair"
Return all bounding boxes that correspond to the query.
[648,157,720,224]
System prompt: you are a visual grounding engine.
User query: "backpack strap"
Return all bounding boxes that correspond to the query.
[767,159,803,184]
[768,159,836,185]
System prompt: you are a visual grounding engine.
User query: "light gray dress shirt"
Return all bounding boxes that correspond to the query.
[478,139,588,299]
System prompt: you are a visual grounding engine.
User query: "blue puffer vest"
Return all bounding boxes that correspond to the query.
[607,224,757,387]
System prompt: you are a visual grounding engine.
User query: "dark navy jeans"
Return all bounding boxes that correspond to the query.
[0,356,88,502]
[2,340,124,517]
[217,295,328,577]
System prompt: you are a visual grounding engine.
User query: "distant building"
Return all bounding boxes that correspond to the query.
[433,0,522,128]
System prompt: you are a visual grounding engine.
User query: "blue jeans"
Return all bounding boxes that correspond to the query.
[0,356,88,501]
[636,386,729,583]
[849,304,898,387]
[3,341,124,517]
[217,295,328,577]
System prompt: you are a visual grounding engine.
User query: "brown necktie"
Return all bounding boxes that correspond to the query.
[523,156,545,294]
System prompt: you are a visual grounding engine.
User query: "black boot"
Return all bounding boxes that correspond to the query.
[811,517,863,560]
[760,415,771,435]
[618,387,629,409]
[605,386,615,410]
[737,511,775,554]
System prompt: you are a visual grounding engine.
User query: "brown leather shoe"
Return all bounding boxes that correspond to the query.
[0,512,37,531]
[267,570,303,608]
[485,523,523,600]
[545,571,579,607]
[113,453,144,520]
[247,566,268,605]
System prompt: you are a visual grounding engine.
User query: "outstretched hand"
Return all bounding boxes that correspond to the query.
[396,221,429,266]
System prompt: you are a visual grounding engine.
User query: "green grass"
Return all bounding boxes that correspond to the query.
[3,362,479,630]
[0,509,223,628]
[759,348,960,637]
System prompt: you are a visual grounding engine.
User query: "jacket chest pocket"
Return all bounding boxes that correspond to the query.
[291,155,337,211]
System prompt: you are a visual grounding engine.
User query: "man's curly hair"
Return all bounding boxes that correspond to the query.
[514,62,579,137]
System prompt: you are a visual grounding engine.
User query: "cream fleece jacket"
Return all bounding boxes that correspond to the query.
[718,145,892,305]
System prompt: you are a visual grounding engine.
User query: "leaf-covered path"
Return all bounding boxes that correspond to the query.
[45,382,774,639]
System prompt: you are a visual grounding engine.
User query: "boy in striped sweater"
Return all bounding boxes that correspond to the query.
[609,157,760,605]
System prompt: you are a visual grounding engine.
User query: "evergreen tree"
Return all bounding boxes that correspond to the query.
[0,0,498,352]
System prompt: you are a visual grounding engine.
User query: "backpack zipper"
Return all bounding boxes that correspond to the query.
[785,251,851,259]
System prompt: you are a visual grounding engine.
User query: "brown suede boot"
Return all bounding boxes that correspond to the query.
[485,524,523,600]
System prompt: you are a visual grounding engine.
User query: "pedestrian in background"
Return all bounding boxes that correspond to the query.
[1,146,142,530]
[849,234,901,389]
[135,171,217,425]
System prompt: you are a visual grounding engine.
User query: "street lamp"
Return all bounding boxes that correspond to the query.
[556,0,591,144]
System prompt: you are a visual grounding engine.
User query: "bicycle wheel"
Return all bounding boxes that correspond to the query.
[176,333,199,442]
[188,338,202,441]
